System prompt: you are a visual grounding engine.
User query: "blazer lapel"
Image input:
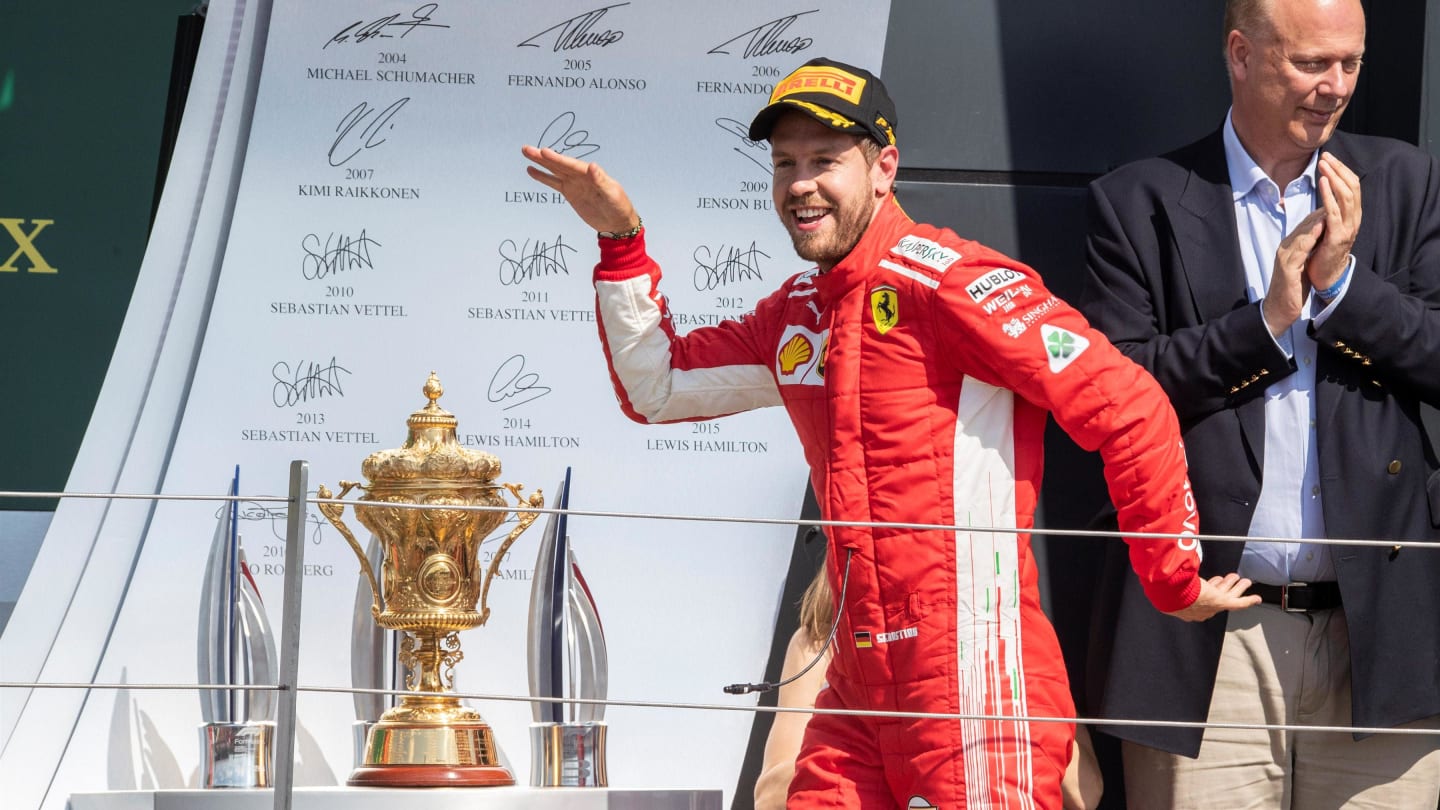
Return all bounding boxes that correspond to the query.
[1165,131,1249,322]
[1163,131,1267,466]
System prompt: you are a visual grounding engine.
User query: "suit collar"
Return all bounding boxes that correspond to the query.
[1168,129,1245,323]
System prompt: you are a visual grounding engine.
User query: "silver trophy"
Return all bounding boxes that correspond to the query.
[197,469,277,788]
[527,469,608,786]
[349,534,400,767]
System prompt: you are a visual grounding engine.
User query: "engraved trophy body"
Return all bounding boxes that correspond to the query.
[320,373,543,787]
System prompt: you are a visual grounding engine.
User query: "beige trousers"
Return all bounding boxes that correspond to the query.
[1123,604,1440,809]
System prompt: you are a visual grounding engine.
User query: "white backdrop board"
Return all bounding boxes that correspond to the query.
[1,2,890,807]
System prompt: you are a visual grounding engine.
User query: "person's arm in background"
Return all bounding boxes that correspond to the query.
[754,629,831,810]
[1062,723,1104,810]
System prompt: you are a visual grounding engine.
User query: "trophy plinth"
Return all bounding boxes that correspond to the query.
[200,721,275,788]
[351,702,510,787]
[529,722,607,787]
[321,373,544,788]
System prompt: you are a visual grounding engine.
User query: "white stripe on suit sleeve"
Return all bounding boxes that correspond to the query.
[597,275,780,422]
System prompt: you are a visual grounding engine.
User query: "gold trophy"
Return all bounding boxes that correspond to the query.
[319,372,544,787]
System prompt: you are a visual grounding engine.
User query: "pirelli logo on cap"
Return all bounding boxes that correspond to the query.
[771,66,866,105]
[891,235,961,272]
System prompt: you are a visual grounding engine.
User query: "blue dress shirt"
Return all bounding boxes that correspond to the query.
[1222,112,1352,585]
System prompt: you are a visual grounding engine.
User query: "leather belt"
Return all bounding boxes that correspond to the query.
[1249,581,1342,613]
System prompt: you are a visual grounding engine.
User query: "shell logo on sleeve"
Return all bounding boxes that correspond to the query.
[775,325,828,386]
[778,334,813,374]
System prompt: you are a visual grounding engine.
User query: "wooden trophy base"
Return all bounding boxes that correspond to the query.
[348,763,514,787]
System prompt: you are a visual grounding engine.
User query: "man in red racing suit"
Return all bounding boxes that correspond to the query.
[523,58,1258,809]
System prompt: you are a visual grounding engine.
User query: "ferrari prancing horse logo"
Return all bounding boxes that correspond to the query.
[870,285,899,334]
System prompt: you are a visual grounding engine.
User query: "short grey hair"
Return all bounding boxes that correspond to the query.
[1224,0,1278,73]
[1225,0,1275,42]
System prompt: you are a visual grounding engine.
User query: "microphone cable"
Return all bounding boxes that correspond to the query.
[723,546,853,695]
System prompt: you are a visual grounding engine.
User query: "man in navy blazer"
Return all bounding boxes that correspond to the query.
[1078,0,1440,806]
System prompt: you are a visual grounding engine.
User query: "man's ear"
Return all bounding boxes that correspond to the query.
[1227,29,1251,81]
[873,145,899,197]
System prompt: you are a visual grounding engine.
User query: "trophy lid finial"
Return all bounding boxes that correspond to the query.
[409,372,455,428]
[423,372,444,409]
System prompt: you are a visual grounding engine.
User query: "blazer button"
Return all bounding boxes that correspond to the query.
[1388,460,1402,474]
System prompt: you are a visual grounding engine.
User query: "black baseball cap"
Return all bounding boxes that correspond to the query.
[748,58,897,147]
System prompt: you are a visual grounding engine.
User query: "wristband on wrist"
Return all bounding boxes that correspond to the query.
[1315,255,1353,300]
[598,217,643,240]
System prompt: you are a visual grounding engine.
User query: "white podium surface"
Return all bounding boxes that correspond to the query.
[69,787,722,810]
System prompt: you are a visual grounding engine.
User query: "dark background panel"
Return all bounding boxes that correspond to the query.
[0,1,196,511]
[883,0,1232,174]
[895,180,1090,292]
[1429,0,1440,152]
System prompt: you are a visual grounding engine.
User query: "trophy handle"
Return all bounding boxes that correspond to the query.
[318,481,383,619]
[478,484,545,625]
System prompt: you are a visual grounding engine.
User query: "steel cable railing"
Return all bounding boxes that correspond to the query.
[7,681,1433,740]
[3,461,1439,810]
[7,489,1440,551]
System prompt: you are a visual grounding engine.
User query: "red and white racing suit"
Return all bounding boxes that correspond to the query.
[592,200,1201,809]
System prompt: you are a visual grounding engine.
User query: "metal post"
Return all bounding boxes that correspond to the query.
[273,460,308,810]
